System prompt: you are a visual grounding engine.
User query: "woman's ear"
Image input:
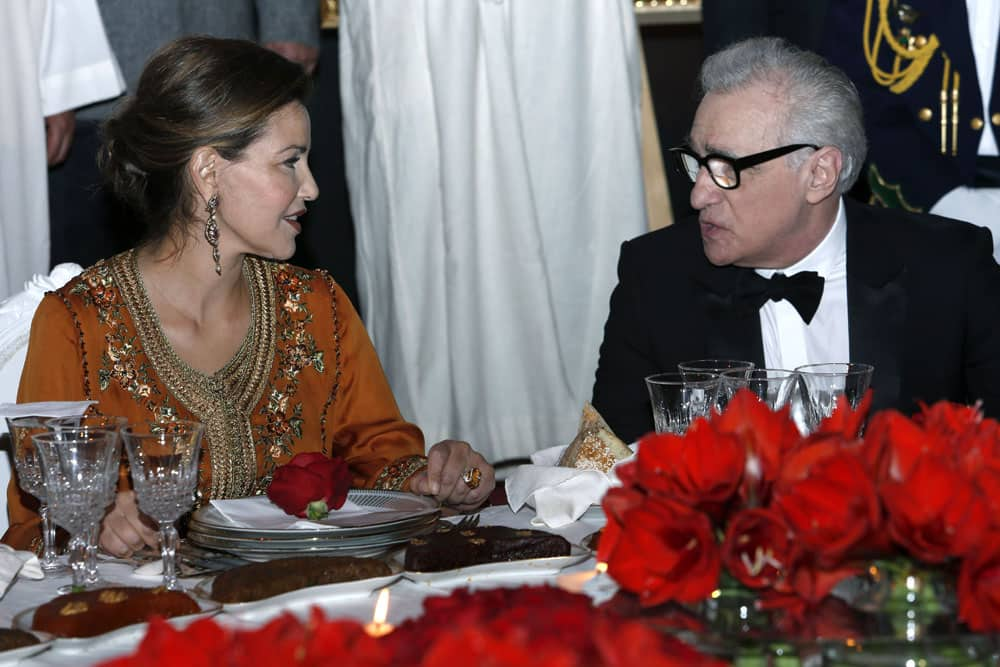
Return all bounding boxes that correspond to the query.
[189,147,220,203]
[804,146,843,204]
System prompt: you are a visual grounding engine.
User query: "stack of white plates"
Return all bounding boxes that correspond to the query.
[187,489,440,561]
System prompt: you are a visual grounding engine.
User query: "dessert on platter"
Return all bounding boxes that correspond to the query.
[30,587,201,638]
[209,555,393,603]
[557,403,631,473]
[404,524,571,572]
[0,628,41,651]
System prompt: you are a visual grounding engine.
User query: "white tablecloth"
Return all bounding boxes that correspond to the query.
[1,506,607,666]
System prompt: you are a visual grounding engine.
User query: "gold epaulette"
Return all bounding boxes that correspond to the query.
[863,0,939,94]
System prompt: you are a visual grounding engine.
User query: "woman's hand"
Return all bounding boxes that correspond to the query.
[409,440,495,511]
[99,490,160,557]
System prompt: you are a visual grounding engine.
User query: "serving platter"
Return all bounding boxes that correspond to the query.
[398,545,592,587]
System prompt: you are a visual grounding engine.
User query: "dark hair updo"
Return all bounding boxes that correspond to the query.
[99,35,311,245]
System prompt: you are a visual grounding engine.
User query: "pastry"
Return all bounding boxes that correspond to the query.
[210,555,392,603]
[31,587,200,638]
[404,524,571,572]
[0,628,40,652]
[557,403,631,472]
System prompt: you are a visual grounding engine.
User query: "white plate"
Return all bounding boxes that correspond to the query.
[12,593,221,652]
[199,572,402,622]
[400,545,591,587]
[0,636,52,665]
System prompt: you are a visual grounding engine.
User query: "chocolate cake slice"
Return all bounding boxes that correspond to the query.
[210,555,391,603]
[0,628,41,652]
[404,525,571,572]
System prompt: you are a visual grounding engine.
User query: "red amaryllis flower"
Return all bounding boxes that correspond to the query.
[722,508,798,590]
[267,452,352,519]
[602,496,720,605]
[711,389,800,506]
[592,616,729,667]
[958,531,1000,632]
[880,453,989,562]
[598,486,647,565]
[771,448,880,567]
[862,410,950,484]
[635,419,744,515]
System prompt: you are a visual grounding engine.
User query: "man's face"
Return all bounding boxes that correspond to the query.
[688,84,813,268]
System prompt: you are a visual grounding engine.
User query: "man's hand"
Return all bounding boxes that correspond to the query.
[45,110,75,165]
[264,41,319,75]
[409,440,495,511]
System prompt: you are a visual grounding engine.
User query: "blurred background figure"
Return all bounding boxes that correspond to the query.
[823,0,1000,260]
[0,0,122,300]
[47,0,320,271]
[340,0,647,461]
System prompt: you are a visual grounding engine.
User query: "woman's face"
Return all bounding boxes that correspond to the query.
[214,102,318,261]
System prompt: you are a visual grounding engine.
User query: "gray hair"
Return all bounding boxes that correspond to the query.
[699,37,867,193]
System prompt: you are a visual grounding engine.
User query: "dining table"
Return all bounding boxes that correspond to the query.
[0,503,608,667]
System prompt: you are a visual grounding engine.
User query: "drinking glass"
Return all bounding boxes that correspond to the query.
[795,362,875,433]
[679,360,755,411]
[122,420,204,591]
[5,416,64,572]
[33,430,119,591]
[645,372,720,434]
[46,415,127,586]
[719,368,813,432]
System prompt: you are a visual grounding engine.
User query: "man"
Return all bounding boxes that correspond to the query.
[592,37,1000,444]
[823,1,1000,260]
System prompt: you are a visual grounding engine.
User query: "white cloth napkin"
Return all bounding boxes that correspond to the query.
[210,495,412,530]
[505,444,636,528]
[0,544,43,599]
[0,400,97,423]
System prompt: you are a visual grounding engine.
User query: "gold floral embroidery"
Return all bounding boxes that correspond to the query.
[373,455,428,491]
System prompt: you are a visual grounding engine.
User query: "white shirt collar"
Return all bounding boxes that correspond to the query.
[756,198,846,279]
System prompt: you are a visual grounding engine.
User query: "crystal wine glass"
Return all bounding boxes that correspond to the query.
[5,416,65,572]
[46,415,126,586]
[644,371,720,434]
[678,359,755,411]
[794,362,875,434]
[33,430,119,591]
[122,420,204,591]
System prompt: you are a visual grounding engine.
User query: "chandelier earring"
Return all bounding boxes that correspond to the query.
[204,193,222,276]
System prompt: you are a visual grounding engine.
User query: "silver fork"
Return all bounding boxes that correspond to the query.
[454,513,480,530]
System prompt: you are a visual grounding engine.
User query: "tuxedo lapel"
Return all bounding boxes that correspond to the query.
[692,266,767,367]
[845,200,906,413]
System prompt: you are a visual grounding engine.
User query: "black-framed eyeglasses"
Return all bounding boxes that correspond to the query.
[668,144,819,190]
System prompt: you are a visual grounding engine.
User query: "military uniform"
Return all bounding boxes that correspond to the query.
[823,0,1000,213]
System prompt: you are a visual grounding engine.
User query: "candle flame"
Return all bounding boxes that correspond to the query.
[372,588,390,625]
[596,562,608,573]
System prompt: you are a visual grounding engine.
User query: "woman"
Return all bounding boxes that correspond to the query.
[4,36,494,555]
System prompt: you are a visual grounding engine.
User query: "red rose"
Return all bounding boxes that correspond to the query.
[880,453,988,562]
[635,419,745,515]
[959,531,1000,632]
[722,508,798,590]
[267,452,352,519]
[602,495,720,605]
[772,447,880,567]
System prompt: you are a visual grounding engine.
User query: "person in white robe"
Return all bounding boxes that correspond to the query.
[340,0,647,461]
[0,0,123,300]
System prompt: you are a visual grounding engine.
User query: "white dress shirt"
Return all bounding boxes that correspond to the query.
[756,199,850,371]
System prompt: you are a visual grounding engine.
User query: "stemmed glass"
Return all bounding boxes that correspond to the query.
[645,371,720,434]
[720,368,812,432]
[795,362,875,433]
[5,416,65,572]
[46,415,127,586]
[122,420,204,591]
[32,430,119,591]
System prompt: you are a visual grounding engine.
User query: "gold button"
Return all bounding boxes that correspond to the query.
[992,113,1000,126]
[917,107,933,121]
[971,117,985,130]
[914,35,928,48]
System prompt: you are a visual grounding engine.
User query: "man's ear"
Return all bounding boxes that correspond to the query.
[804,146,843,204]
[189,147,221,203]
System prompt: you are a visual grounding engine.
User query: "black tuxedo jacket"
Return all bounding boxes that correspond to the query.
[592,199,1000,443]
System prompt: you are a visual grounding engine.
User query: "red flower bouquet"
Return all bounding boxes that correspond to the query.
[599,390,1000,632]
[99,586,727,667]
[267,452,352,520]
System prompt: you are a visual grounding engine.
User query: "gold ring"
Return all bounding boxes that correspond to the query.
[462,467,482,490]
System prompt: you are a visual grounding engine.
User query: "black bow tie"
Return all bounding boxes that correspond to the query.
[736,271,825,324]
